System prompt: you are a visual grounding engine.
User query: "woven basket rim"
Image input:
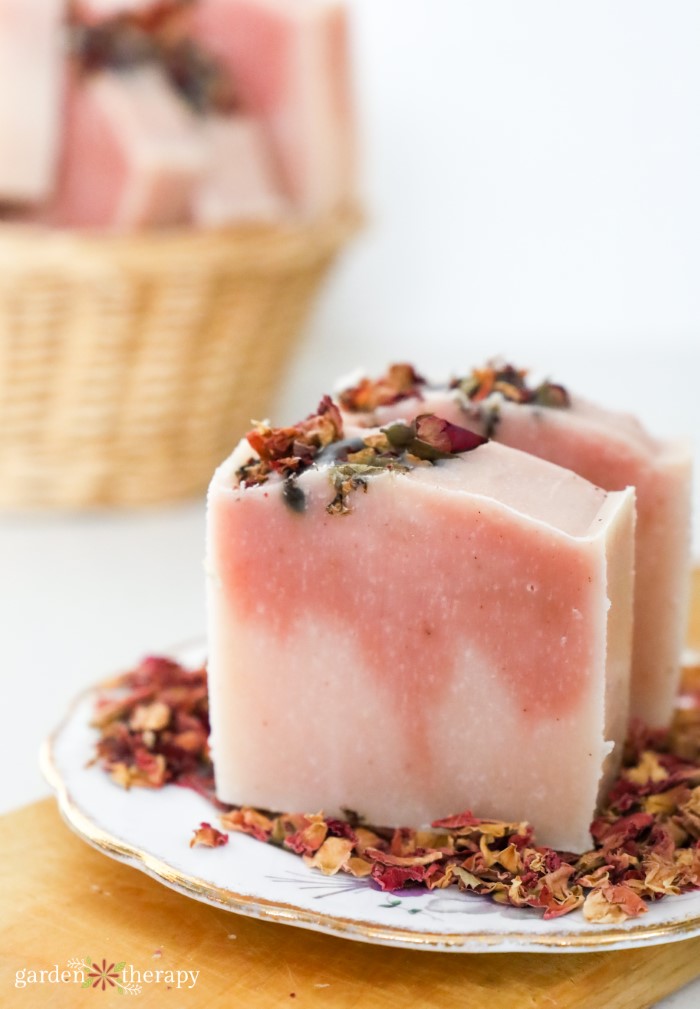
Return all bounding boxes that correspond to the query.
[0,204,363,273]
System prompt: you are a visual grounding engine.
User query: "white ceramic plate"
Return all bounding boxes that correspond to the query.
[41,644,700,954]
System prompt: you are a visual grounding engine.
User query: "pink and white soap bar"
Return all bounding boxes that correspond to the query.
[206,409,635,852]
[0,0,65,202]
[339,365,692,730]
[73,0,150,20]
[194,0,356,216]
[49,67,204,230]
[193,115,285,227]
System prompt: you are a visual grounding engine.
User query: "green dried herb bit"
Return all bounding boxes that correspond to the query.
[338,363,426,413]
[453,362,570,410]
[384,415,488,462]
[326,466,371,516]
[326,415,487,515]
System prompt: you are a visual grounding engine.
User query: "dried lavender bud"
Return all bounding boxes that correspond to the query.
[282,477,306,514]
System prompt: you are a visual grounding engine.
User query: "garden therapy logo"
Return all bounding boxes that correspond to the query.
[73,957,138,994]
[14,957,200,993]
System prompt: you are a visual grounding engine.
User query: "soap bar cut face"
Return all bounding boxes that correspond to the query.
[207,416,635,852]
[49,67,204,230]
[0,0,65,203]
[339,365,692,730]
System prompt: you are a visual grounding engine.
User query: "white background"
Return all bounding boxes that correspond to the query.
[2,3,699,1003]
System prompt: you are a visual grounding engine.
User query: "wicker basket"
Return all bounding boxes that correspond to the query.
[0,207,359,508]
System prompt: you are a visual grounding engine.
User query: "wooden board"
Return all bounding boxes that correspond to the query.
[1,570,699,1008]
[0,798,698,1009]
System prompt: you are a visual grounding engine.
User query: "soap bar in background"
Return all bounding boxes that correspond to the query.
[48,67,205,230]
[194,0,356,216]
[73,0,175,24]
[193,115,286,226]
[0,0,66,203]
[207,428,635,852]
[339,367,693,730]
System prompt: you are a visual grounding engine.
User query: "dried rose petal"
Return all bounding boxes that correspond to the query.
[582,883,648,923]
[241,397,344,487]
[364,847,445,869]
[339,363,426,413]
[221,807,275,843]
[284,816,329,856]
[371,864,434,891]
[129,700,171,732]
[345,856,374,878]
[383,416,487,462]
[190,822,229,849]
[454,362,571,411]
[304,838,354,875]
[414,414,488,455]
[431,811,482,830]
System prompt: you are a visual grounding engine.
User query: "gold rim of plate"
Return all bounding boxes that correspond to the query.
[41,673,700,953]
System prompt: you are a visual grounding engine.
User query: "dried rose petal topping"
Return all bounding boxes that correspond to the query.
[190,822,229,849]
[454,362,571,410]
[339,363,426,413]
[414,414,488,455]
[239,396,344,487]
[383,415,487,462]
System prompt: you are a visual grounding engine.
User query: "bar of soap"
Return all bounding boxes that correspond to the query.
[194,0,356,216]
[73,0,155,20]
[206,408,635,851]
[48,67,205,230]
[193,115,285,227]
[339,365,692,729]
[0,0,65,203]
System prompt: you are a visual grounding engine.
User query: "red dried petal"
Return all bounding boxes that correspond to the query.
[431,811,481,830]
[325,818,358,842]
[220,807,274,843]
[364,847,444,868]
[339,363,426,413]
[414,414,488,454]
[189,822,229,849]
[591,812,655,849]
[242,397,344,484]
[371,863,432,891]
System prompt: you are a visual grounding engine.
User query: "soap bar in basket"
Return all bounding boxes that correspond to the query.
[73,0,159,21]
[194,0,355,215]
[50,66,204,230]
[0,0,65,202]
[339,365,693,731]
[194,115,285,227]
[205,404,635,852]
